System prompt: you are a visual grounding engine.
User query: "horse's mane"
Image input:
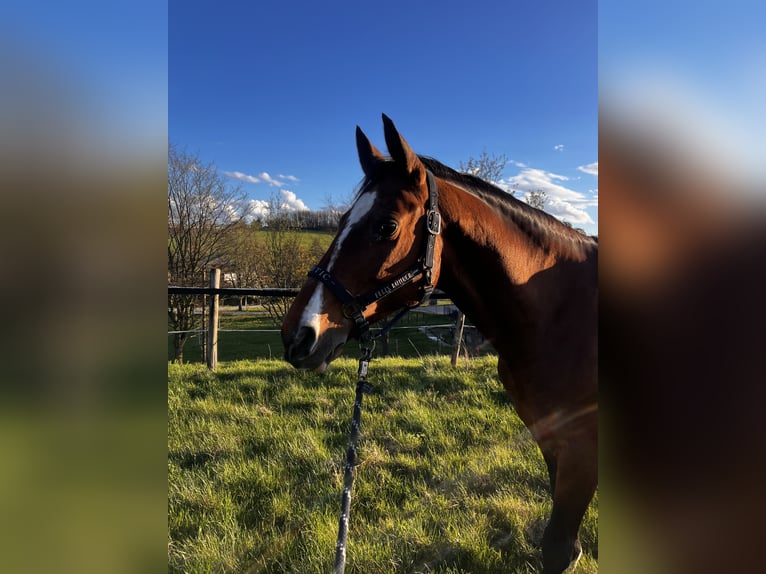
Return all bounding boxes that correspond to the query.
[418,156,597,254]
[355,155,596,256]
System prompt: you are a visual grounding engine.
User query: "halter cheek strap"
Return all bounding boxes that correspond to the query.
[422,170,442,291]
[308,170,441,342]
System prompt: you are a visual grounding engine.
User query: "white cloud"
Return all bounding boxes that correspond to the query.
[223,170,301,188]
[258,172,284,187]
[498,167,598,225]
[577,162,598,176]
[233,191,309,222]
[246,199,270,222]
[223,170,262,184]
[279,190,309,211]
[545,197,594,224]
[554,144,565,151]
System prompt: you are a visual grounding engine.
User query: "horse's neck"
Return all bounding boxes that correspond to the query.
[439,181,556,282]
[436,182,594,348]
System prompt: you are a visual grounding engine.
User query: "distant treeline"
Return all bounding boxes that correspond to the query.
[257,209,342,231]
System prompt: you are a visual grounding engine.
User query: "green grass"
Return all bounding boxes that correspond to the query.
[168,356,597,573]
[292,229,335,248]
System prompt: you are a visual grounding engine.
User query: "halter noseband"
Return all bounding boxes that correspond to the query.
[308,171,442,342]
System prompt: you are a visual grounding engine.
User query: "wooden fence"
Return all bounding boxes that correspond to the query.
[168,268,468,370]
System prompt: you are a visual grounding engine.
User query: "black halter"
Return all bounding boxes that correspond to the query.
[308,170,442,342]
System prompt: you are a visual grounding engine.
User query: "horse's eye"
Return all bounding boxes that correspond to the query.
[374,219,398,240]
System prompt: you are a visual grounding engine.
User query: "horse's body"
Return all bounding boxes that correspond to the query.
[281,116,597,573]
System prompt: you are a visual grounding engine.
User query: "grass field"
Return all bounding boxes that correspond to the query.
[168,356,598,573]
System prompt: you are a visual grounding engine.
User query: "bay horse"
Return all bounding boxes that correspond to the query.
[281,115,597,573]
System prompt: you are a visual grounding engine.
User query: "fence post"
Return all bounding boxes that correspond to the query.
[201,270,207,363]
[207,268,221,370]
[450,311,466,368]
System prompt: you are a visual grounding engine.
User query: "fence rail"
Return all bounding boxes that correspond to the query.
[167,286,447,299]
[167,286,300,297]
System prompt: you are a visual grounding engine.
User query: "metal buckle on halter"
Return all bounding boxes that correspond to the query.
[427,210,442,235]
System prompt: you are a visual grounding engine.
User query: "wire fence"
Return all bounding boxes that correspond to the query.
[168,278,489,367]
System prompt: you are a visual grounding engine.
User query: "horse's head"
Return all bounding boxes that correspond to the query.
[281,115,443,371]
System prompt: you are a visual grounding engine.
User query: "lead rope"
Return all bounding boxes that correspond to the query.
[330,172,439,572]
[333,341,375,574]
[331,305,418,573]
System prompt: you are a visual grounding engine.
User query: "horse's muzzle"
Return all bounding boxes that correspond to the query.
[283,326,316,363]
[282,326,347,372]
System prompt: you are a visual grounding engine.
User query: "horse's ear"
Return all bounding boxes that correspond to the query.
[382,114,425,182]
[356,126,386,177]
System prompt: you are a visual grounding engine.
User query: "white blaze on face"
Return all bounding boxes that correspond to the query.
[298,190,377,340]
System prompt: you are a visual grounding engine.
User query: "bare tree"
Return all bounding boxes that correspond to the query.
[321,192,351,229]
[223,222,263,310]
[253,194,318,323]
[458,150,509,186]
[526,188,548,210]
[168,144,246,363]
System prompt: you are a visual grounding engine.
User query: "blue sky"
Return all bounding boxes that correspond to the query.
[170,0,598,233]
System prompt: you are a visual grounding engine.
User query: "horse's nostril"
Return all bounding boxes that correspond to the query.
[285,326,317,363]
